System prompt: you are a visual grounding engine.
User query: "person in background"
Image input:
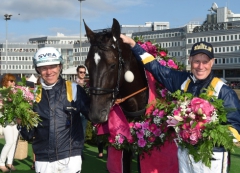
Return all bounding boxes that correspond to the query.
[0,74,18,172]
[120,34,240,173]
[17,47,90,173]
[76,65,88,159]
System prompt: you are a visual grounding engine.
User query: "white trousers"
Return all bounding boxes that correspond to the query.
[0,124,18,166]
[178,147,228,173]
[35,155,82,173]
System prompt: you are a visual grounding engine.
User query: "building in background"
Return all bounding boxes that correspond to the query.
[132,2,240,84]
[0,3,240,84]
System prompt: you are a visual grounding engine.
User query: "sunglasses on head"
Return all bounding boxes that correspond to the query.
[79,71,86,74]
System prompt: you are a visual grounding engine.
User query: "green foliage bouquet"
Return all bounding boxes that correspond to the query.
[0,79,41,130]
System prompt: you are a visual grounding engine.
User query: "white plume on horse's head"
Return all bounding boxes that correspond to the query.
[124,70,134,83]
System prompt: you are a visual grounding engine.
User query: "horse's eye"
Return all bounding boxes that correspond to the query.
[110,64,116,69]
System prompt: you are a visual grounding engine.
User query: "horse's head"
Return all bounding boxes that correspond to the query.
[84,18,147,123]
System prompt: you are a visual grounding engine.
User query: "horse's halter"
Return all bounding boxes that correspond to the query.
[89,34,124,101]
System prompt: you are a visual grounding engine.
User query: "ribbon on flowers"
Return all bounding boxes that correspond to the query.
[97,104,133,141]
[145,70,157,115]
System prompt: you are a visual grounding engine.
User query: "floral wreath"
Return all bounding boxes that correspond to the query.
[95,37,185,156]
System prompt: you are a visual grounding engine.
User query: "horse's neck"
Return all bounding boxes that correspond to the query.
[119,57,148,113]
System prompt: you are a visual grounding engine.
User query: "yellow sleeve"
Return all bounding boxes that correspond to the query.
[229,126,240,141]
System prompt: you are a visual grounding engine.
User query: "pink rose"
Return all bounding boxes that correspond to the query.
[159,51,167,57]
[108,136,115,143]
[128,122,134,128]
[140,42,157,57]
[180,130,190,141]
[118,135,125,144]
[152,109,159,116]
[159,60,167,66]
[189,128,202,145]
[134,122,142,130]
[173,109,181,116]
[190,98,214,116]
[167,59,178,69]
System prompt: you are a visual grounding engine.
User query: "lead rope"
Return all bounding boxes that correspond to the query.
[114,87,148,104]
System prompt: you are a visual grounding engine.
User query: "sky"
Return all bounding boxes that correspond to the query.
[0,0,240,43]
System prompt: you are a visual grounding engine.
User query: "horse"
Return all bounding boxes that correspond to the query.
[84,18,148,173]
[84,18,178,173]
[84,19,148,124]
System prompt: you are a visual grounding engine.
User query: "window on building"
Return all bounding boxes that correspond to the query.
[213,70,223,78]
[225,69,240,77]
[223,36,225,41]
[234,58,238,63]
[218,58,222,64]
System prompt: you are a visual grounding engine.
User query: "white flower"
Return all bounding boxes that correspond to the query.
[153,116,161,125]
[210,110,219,122]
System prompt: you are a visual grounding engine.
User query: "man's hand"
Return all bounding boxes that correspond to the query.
[120,34,136,48]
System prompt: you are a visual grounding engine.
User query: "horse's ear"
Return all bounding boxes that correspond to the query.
[83,19,95,42]
[112,18,121,40]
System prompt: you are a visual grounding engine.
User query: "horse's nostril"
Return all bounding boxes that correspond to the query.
[101,109,107,117]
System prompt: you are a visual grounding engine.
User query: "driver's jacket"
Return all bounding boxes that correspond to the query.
[19,77,90,162]
[131,43,240,138]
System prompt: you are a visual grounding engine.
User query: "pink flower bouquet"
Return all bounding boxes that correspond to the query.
[0,79,41,130]
[167,90,234,167]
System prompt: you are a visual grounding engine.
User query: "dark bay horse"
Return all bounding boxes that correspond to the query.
[84,18,149,173]
[84,18,148,124]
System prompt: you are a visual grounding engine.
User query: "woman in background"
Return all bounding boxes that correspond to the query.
[0,74,18,172]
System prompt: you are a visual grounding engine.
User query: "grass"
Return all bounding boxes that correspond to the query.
[0,140,239,173]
